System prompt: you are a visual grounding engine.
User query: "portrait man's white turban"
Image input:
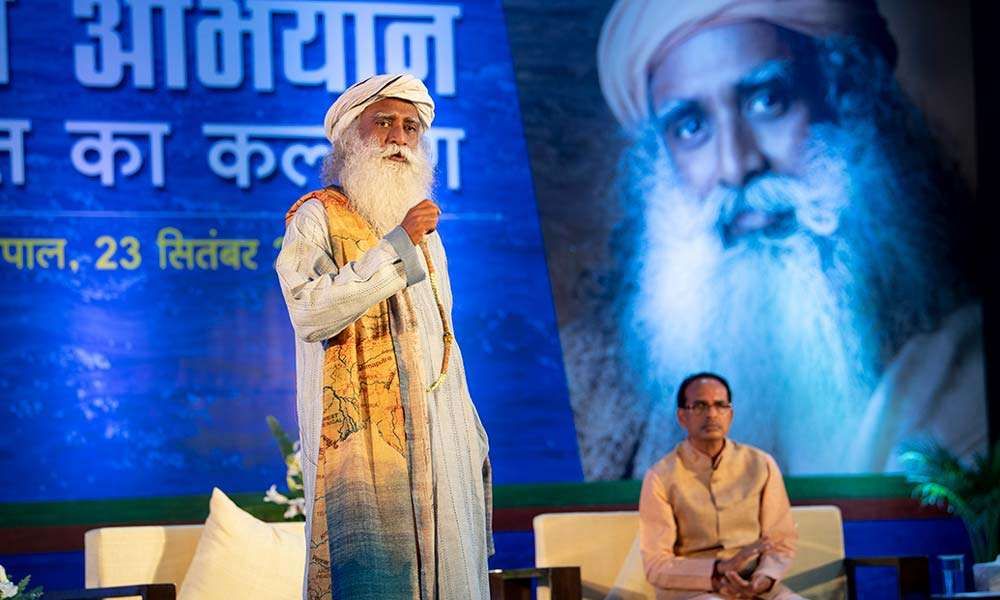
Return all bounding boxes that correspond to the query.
[597,0,897,134]
[323,72,436,144]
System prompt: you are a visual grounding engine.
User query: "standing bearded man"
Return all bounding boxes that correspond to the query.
[276,73,493,600]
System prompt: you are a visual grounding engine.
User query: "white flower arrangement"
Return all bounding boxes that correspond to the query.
[264,483,306,520]
[263,416,306,521]
[0,565,42,600]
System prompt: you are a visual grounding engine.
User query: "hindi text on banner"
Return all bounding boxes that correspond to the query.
[74,0,460,95]
[66,121,170,187]
[0,119,30,186]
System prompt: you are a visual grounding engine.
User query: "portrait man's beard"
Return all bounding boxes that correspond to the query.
[620,117,959,474]
[324,123,434,235]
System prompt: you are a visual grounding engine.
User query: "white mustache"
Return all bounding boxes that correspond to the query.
[378,143,416,161]
[715,176,797,226]
[708,171,846,241]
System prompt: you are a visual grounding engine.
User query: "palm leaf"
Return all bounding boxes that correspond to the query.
[900,438,1000,563]
[266,415,296,460]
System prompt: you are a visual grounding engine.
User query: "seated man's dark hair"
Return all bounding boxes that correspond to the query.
[676,372,732,408]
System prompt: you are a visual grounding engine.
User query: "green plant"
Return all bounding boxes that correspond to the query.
[900,439,1000,563]
[0,565,43,600]
[263,415,305,520]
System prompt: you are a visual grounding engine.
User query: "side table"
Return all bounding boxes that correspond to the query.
[489,566,582,600]
[45,584,176,600]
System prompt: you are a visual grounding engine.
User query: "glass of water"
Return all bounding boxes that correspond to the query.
[939,554,965,596]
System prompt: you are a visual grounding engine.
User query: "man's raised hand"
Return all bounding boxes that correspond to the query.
[401,199,441,245]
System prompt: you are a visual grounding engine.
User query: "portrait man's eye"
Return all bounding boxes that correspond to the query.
[665,110,709,146]
[743,85,790,119]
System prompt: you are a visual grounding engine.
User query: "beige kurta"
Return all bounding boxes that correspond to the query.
[639,439,799,600]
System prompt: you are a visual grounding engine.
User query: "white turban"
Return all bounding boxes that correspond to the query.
[597,0,897,134]
[323,73,435,144]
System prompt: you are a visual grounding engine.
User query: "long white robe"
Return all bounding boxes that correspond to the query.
[276,198,493,599]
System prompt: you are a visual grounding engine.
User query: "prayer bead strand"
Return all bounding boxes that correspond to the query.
[420,240,452,392]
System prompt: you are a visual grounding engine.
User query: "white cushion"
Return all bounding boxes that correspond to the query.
[177,488,305,600]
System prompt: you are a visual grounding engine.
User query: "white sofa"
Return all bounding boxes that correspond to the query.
[533,506,850,600]
[84,522,305,598]
[83,505,928,599]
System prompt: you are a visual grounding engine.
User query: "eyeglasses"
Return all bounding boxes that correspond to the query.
[681,401,732,415]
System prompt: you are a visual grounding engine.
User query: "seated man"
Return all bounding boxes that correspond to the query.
[639,372,801,599]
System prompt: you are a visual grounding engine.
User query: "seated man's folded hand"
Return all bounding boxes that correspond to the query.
[750,572,776,595]
[715,572,755,599]
[715,570,776,599]
[717,537,773,575]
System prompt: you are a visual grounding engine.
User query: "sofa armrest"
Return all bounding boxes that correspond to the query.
[45,584,176,600]
[845,556,929,600]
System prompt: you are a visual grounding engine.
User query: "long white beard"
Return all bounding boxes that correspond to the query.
[337,133,434,235]
[626,123,931,474]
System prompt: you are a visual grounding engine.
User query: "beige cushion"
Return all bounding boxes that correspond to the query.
[607,535,655,600]
[534,511,640,600]
[781,506,847,600]
[177,488,305,599]
[534,506,848,600]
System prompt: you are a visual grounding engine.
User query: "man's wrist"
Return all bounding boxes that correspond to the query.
[710,560,721,591]
[385,226,425,286]
[758,574,775,592]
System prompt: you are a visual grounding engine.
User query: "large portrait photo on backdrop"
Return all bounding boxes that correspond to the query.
[505,0,985,479]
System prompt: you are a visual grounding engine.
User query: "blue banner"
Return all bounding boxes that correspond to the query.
[0,0,582,502]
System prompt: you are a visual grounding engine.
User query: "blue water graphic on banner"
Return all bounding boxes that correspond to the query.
[0,0,582,502]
